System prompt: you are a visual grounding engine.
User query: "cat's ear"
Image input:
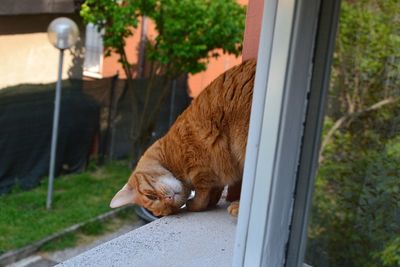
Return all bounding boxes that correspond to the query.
[110,184,137,208]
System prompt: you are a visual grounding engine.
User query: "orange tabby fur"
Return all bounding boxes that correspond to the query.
[110,59,256,216]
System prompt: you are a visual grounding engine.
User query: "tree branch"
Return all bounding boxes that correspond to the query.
[319,97,398,163]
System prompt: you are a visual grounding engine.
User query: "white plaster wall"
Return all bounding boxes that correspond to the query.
[0,32,81,89]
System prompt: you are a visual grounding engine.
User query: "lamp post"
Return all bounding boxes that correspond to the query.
[46,17,79,209]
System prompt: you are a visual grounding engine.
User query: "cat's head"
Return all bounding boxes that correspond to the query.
[110,171,190,216]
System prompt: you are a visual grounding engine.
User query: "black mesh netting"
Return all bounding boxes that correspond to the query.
[109,77,191,160]
[0,76,190,194]
[0,80,99,194]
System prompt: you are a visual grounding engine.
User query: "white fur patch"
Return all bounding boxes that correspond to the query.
[159,175,183,193]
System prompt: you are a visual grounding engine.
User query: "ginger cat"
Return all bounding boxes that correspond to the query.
[110,59,256,217]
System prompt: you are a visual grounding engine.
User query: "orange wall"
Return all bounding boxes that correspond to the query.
[188,0,264,97]
[188,53,242,98]
[102,26,143,79]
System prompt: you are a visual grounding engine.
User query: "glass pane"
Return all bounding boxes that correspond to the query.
[83,23,103,74]
[305,1,400,266]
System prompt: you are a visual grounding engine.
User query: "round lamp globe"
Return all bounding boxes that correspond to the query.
[47,17,79,50]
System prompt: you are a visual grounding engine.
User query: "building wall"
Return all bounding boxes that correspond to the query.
[242,0,263,60]
[0,14,84,89]
[188,53,242,98]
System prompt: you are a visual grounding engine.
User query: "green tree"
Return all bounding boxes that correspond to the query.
[80,0,154,152]
[307,0,400,266]
[80,0,246,158]
[319,0,400,159]
[146,0,244,76]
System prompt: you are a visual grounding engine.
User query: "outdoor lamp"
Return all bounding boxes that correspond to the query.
[48,17,79,49]
[46,17,79,209]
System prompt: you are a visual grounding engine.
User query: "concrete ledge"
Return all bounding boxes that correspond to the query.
[58,205,236,267]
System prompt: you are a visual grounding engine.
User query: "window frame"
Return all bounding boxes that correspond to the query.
[83,23,104,79]
[285,0,341,265]
[232,0,341,266]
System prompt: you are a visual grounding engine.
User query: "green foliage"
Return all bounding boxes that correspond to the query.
[146,0,245,76]
[80,0,144,57]
[381,237,400,266]
[307,0,400,266]
[328,0,400,118]
[309,114,400,266]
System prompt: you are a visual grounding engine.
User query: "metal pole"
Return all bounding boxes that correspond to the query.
[46,49,64,209]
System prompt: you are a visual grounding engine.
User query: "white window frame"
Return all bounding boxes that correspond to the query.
[233,0,341,266]
[83,23,104,79]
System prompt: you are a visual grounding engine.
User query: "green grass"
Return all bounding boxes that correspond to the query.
[41,233,77,252]
[80,221,106,236]
[0,161,132,254]
[39,209,138,252]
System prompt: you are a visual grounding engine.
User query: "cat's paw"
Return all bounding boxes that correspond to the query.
[227,201,240,217]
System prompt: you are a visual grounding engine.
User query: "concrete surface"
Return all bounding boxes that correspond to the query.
[58,205,237,267]
[7,256,56,267]
[7,220,145,267]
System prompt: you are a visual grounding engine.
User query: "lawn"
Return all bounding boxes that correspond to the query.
[0,161,133,254]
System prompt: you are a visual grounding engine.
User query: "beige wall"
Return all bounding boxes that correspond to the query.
[0,33,82,89]
[0,14,83,90]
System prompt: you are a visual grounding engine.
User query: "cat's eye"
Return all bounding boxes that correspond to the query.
[145,194,158,201]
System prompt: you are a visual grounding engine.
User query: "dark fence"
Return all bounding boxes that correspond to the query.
[0,76,190,194]
[0,80,99,194]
